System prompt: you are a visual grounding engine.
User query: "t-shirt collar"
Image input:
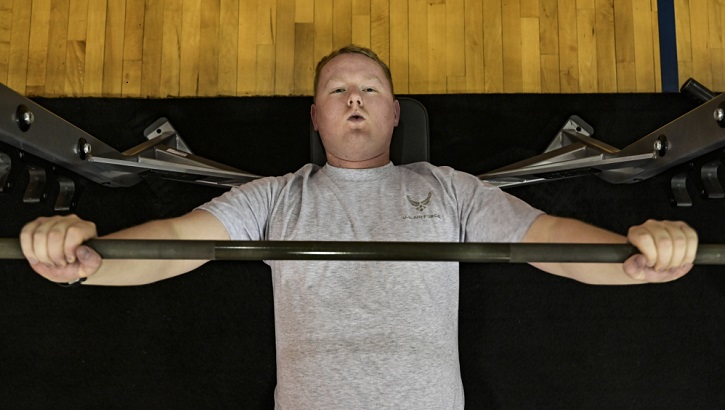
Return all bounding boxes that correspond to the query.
[321,161,395,182]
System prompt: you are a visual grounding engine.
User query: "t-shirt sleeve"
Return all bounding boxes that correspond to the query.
[453,170,544,243]
[196,176,283,241]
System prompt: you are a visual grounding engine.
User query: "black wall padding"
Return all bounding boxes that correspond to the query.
[1,94,723,408]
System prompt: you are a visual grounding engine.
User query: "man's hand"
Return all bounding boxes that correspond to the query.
[20,214,102,284]
[624,219,698,283]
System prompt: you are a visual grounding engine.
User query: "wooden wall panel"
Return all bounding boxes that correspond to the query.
[677,0,725,92]
[103,0,126,96]
[558,0,579,92]
[1,0,722,97]
[84,0,107,95]
[0,1,11,86]
[483,0,504,92]
[25,0,50,96]
[596,0,617,92]
[6,0,30,95]
[539,0,560,93]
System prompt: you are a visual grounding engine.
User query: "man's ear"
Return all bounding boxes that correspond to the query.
[393,99,401,127]
[310,104,319,131]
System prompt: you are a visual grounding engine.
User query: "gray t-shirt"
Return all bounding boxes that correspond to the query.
[198,162,543,409]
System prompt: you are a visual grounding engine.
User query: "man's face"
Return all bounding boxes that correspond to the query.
[311,53,400,169]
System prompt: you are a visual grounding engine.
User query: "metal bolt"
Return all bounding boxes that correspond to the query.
[654,135,668,157]
[16,105,33,132]
[22,111,34,125]
[78,138,92,160]
[715,108,725,122]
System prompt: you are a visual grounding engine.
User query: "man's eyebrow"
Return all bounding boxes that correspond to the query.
[323,74,384,87]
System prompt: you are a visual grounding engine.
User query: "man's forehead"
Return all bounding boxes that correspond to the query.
[324,73,384,84]
[320,55,388,85]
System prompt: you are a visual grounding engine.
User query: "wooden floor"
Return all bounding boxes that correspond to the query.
[0,0,722,97]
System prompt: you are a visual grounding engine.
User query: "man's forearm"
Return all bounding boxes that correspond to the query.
[83,258,207,286]
[83,210,227,286]
[523,215,643,285]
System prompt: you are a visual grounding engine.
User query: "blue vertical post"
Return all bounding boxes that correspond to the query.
[657,0,679,92]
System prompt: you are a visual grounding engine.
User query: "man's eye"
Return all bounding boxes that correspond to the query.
[331,88,345,93]
[363,87,376,92]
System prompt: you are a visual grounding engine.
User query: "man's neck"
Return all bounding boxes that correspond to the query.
[325,152,391,169]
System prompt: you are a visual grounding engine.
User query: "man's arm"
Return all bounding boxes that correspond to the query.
[523,214,698,285]
[20,209,229,286]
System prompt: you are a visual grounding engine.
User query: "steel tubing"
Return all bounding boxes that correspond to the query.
[2,238,725,264]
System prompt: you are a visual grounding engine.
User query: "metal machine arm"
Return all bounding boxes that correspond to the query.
[0,83,260,209]
[479,79,725,197]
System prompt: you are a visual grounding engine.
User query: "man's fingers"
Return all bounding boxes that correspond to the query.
[652,227,675,272]
[29,218,55,267]
[626,219,698,282]
[19,219,42,264]
[32,216,72,268]
[628,222,658,268]
[663,222,688,268]
[20,214,100,283]
[46,224,71,268]
[658,221,698,269]
[683,226,699,267]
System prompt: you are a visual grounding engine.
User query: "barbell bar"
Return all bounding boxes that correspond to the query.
[1,238,724,264]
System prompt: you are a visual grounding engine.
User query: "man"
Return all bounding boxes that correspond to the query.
[20,45,698,409]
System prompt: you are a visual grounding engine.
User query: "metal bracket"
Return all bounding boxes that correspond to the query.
[700,160,724,199]
[54,175,75,211]
[671,171,693,207]
[23,165,46,204]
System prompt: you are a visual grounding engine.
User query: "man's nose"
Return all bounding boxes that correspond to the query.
[347,91,363,106]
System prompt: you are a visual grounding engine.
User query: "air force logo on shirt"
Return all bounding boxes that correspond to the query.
[407,191,432,211]
[404,191,441,220]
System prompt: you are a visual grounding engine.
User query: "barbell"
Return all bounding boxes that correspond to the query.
[1,238,723,264]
